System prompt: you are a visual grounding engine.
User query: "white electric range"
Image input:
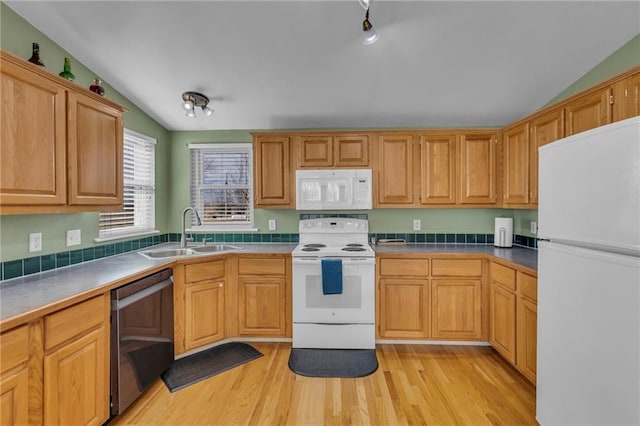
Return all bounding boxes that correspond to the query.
[292,218,375,349]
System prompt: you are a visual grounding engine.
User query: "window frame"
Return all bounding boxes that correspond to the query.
[95,129,158,242]
[189,143,256,232]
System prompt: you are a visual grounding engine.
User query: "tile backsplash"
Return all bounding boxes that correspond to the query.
[1,232,537,281]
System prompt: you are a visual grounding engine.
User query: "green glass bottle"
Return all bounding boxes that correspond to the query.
[58,57,75,81]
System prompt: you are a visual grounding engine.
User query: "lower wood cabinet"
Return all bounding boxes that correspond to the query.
[43,294,110,426]
[489,261,538,383]
[236,255,290,337]
[175,258,226,354]
[431,279,482,340]
[0,325,30,426]
[378,278,430,339]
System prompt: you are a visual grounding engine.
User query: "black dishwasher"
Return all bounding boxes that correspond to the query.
[110,268,174,416]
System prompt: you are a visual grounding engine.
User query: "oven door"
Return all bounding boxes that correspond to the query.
[292,256,375,324]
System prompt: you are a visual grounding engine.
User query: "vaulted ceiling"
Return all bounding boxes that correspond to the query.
[7,1,640,131]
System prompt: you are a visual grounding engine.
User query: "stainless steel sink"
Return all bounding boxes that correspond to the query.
[139,248,191,259]
[139,244,242,259]
[189,244,241,254]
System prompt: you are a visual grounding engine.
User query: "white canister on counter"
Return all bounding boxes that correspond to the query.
[494,217,513,247]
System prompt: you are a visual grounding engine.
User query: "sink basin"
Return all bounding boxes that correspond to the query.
[139,244,242,259]
[139,248,191,259]
[189,244,241,254]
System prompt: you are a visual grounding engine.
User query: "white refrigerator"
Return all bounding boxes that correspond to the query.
[537,117,640,425]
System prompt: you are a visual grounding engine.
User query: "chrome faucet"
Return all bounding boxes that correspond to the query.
[181,207,202,248]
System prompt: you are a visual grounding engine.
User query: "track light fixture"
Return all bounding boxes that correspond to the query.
[181,91,214,117]
[362,7,379,45]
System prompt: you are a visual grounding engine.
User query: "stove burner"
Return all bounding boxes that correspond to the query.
[302,247,320,252]
[345,243,364,247]
[303,243,326,248]
[342,247,366,252]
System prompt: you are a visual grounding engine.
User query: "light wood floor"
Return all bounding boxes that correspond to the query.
[112,342,537,426]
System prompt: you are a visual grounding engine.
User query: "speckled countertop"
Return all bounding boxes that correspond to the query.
[374,244,538,271]
[0,242,536,329]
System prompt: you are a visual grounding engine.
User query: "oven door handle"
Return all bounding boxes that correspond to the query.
[292,257,375,265]
[114,277,173,310]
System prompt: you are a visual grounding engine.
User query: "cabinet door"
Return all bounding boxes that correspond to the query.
[185,281,225,350]
[529,108,564,205]
[298,135,333,167]
[0,58,67,208]
[67,91,123,206]
[489,284,517,364]
[238,276,286,336]
[334,134,369,167]
[517,298,537,384]
[502,124,529,205]
[458,133,497,204]
[254,136,292,207]
[0,367,29,426]
[431,279,482,339]
[377,135,414,205]
[378,278,429,339]
[44,327,108,426]
[419,135,456,204]
[612,73,640,122]
[565,87,612,136]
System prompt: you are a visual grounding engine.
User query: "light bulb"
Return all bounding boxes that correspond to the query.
[202,106,214,117]
[186,109,196,118]
[182,99,194,110]
[363,28,379,45]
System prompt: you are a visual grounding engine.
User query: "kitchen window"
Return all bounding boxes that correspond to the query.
[97,129,157,241]
[189,143,255,230]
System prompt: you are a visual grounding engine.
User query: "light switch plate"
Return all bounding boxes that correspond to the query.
[66,229,81,247]
[530,221,537,235]
[413,219,421,231]
[268,219,277,231]
[29,233,42,252]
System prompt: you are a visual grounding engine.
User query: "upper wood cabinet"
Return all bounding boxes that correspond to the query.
[253,134,293,208]
[612,73,640,122]
[0,50,125,215]
[565,87,612,136]
[458,132,498,204]
[528,108,564,206]
[418,134,457,205]
[502,124,530,205]
[376,134,415,206]
[297,133,369,168]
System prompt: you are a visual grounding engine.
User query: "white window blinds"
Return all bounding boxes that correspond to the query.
[190,143,253,227]
[98,129,156,239]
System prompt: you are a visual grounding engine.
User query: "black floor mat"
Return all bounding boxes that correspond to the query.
[161,342,263,392]
[288,348,378,378]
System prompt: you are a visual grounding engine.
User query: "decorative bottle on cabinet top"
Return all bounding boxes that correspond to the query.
[89,78,105,96]
[58,56,75,81]
[28,42,45,67]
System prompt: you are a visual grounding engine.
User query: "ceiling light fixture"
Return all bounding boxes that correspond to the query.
[362,7,379,45]
[181,91,214,117]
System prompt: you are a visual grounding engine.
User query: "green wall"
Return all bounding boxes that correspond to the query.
[0,3,170,262]
[548,33,640,104]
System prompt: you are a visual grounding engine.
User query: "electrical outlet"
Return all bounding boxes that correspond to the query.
[66,229,81,247]
[29,232,42,252]
[268,219,277,231]
[530,221,537,235]
[413,219,421,231]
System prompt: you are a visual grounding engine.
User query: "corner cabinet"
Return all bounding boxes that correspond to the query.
[0,50,125,215]
[252,134,293,208]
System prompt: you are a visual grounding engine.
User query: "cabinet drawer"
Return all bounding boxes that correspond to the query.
[379,258,429,277]
[45,295,107,351]
[518,272,537,302]
[238,257,286,275]
[431,259,482,277]
[186,260,225,284]
[0,325,29,373]
[491,262,517,291]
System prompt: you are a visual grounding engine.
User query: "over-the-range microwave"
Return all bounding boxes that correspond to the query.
[295,169,372,210]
